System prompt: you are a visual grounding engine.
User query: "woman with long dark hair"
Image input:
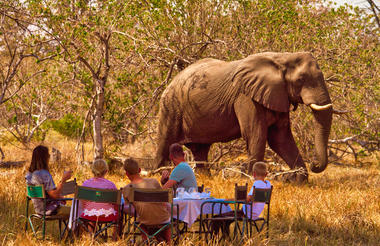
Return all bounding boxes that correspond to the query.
[26,145,73,216]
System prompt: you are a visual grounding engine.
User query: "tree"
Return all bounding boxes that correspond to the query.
[0,1,63,147]
[0,1,50,105]
[0,60,60,146]
[26,0,131,159]
[1,0,376,165]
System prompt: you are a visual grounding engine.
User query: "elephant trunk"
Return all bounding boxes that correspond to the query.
[310,107,332,173]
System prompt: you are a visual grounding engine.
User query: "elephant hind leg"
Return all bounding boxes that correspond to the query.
[155,109,183,168]
[185,143,211,173]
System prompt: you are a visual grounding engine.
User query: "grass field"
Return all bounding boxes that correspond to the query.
[0,138,379,245]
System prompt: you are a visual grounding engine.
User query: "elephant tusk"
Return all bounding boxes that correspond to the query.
[332,109,349,114]
[309,103,332,111]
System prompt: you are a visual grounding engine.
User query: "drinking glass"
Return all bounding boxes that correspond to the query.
[176,187,185,199]
[188,187,197,194]
[205,188,211,198]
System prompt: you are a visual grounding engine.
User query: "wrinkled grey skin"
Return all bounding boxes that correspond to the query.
[155,52,333,182]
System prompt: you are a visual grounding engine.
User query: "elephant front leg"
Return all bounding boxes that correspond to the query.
[267,114,308,183]
[185,143,211,174]
[234,94,267,174]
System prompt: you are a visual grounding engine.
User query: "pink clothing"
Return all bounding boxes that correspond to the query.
[80,177,118,221]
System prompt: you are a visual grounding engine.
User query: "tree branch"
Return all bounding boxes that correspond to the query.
[367,0,380,28]
[78,56,98,80]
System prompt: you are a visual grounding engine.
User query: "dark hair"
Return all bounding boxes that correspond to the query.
[169,143,185,158]
[123,157,139,175]
[29,145,50,173]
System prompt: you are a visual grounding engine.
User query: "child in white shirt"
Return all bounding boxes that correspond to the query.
[243,161,271,219]
[210,162,271,236]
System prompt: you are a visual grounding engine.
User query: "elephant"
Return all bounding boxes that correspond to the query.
[155,52,337,182]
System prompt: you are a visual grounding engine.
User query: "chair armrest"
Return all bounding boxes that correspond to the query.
[46,197,73,202]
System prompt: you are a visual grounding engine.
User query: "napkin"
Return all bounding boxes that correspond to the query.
[199,192,211,199]
[182,191,201,199]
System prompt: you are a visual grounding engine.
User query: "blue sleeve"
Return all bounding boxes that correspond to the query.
[169,165,186,183]
[248,180,261,196]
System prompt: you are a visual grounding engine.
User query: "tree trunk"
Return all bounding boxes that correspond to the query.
[93,79,105,160]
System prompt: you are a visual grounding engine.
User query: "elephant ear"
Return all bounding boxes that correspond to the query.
[231,55,289,112]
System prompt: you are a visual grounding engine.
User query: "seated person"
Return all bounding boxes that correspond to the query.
[160,143,197,190]
[80,159,118,222]
[243,161,272,219]
[123,158,171,244]
[211,162,272,235]
[25,145,72,216]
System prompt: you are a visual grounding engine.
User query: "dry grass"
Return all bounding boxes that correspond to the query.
[0,136,379,245]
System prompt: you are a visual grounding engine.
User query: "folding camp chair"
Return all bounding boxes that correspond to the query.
[61,179,77,196]
[25,180,76,240]
[74,186,122,240]
[199,183,248,242]
[128,188,179,245]
[246,186,273,238]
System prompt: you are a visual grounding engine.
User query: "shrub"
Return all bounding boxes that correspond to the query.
[49,113,83,138]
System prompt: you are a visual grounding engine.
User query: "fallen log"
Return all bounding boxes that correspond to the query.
[0,161,26,168]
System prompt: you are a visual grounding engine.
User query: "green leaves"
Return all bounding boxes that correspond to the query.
[0,0,377,159]
[48,113,84,138]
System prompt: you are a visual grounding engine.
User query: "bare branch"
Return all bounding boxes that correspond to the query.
[0,147,5,162]
[112,30,145,43]
[78,56,98,80]
[0,69,45,105]
[367,0,380,28]
[152,58,178,98]
[21,52,62,62]
[329,135,358,144]
[222,167,254,180]
[333,109,350,114]
[325,75,341,82]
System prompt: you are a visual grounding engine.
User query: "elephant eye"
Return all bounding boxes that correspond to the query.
[295,78,303,86]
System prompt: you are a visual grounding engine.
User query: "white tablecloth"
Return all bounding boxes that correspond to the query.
[173,198,232,227]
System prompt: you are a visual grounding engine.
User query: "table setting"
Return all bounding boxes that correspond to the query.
[173,187,232,227]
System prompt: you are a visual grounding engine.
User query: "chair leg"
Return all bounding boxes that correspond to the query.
[58,220,62,240]
[133,223,136,244]
[249,220,252,237]
[42,218,46,240]
[61,220,69,240]
[25,201,29,232]
[241,219,245,238]
[28,217,37,237]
